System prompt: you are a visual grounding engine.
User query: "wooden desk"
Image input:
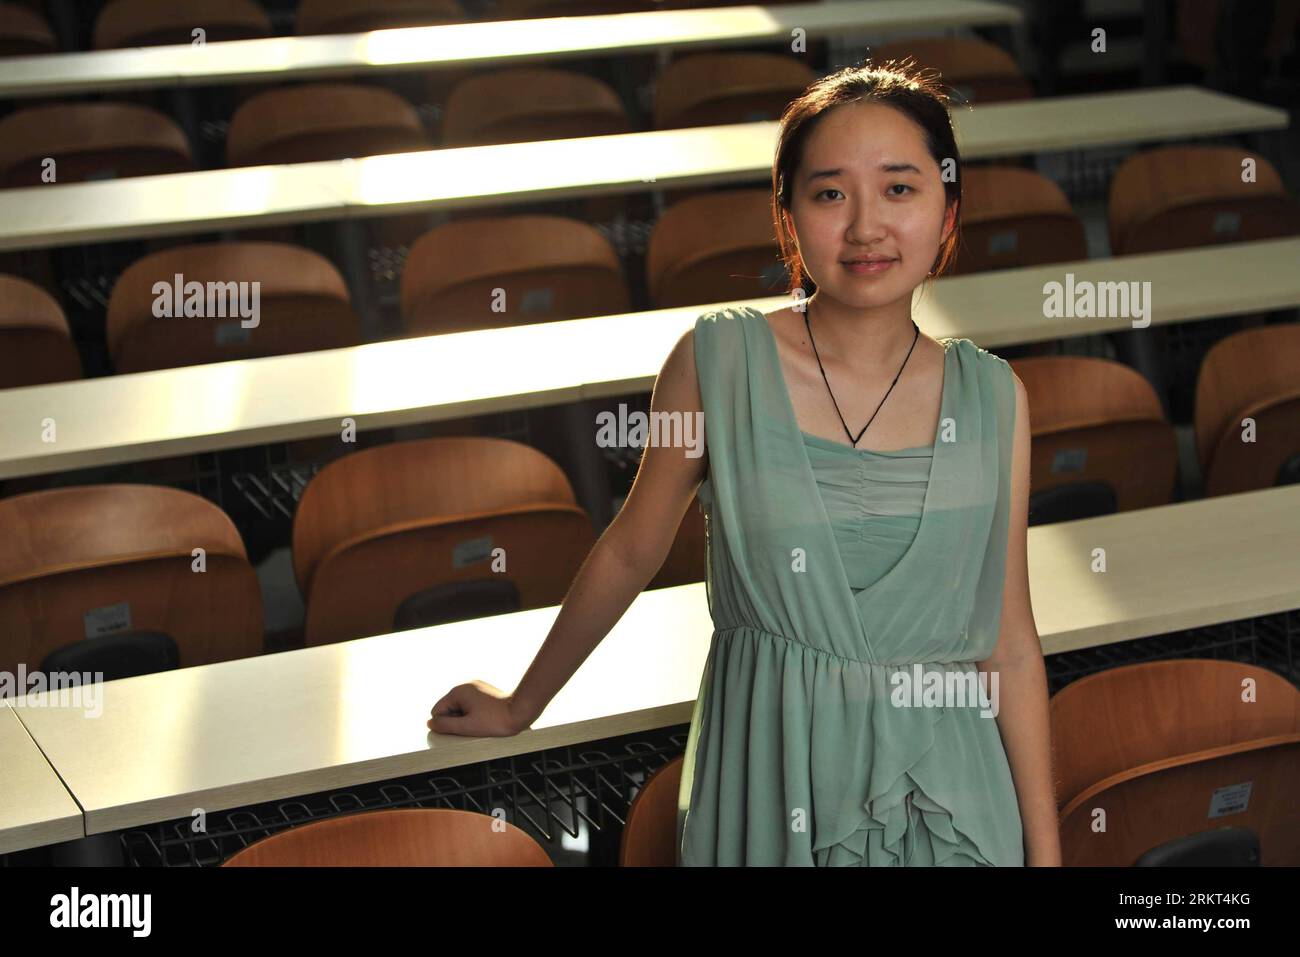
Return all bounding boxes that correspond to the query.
[9,484,1300,836]
[0,1,1022,99]
[0,704,83,854]
[0,87,1285,253]
[1,237,1296,482]
[1030,487,1300,655]
[11,583,711,836]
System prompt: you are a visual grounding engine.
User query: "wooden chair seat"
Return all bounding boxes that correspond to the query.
[292,436,597,645]
[0,102,192,188]
[951,166,1087,274]
[647,187,785,308]
[222,808,554,865]
[440,67,631,147]
[1194,322,1300,496]
[1060,734,1300,865]
[93,0,272,49]
[1108,146,1300,256]
[1008,355,1178,519]
[0,275,81,388]
[869,37,1033,104]
[647,496,705,590]
[106,241,359,373]
[1050,659,1300,811]
[0,1,55,55]
[295,0,464,34]
[401,214,629,334]
[620,755,682,866]
[227,82,431,166]
[653,52,815,129]
[0,484,263,677]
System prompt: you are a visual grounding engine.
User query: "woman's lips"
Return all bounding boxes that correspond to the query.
[841,259,896,275]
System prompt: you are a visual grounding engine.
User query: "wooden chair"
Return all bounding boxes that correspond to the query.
[222,808,554,865]
[869,37,1033,104]
[620,756,681,866]
[93,0,272,48]
[1175,0,1300,73]
[647,496,705,589]
[1008,356,1178,522]
[1194,323,1300,496]
[1060,735,1300,865]
[1052,659,1300,807]
[0,1,55,55]
[401,214,629,334]
[0,484,264,679]
[226,82,431,166]
[0,102,193,188]
[950,166,1087,275]
[1108,146,1300,256]
[440,65,633,220]
[295,0,464,34]
[292,436,597,646]
[0,275,81,388]
[106,241,359,373]
[647,188,785,308]
[440,67,631,147]
[652,53,815,130]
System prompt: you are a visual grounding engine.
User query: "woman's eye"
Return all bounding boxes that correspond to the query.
[816,188,843,201]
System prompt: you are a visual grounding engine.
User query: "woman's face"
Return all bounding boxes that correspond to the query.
[783,101,956,310]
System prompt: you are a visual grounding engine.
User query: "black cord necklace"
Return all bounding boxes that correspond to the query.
[803,299,920,448]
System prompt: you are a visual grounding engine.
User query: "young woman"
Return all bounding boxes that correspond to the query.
[429,60,1062,867]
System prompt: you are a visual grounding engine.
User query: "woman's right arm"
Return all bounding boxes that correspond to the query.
[428,326,709,736]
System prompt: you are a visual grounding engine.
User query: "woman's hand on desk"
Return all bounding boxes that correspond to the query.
[428,680,530,737]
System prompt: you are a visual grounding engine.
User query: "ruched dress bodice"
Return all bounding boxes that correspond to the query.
[800,432,932,594]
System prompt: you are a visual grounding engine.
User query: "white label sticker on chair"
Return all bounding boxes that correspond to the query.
[1051,448,1087,474]
[987,230,1018,255]
[520,288,554,313]
[452,536,493,569]
[214,320,252,346]
[1207,781,1252,819]
[84,601,132,639]
[1212,211,1242,235]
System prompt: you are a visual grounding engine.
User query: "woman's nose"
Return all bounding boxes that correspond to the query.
[846,197,888,244]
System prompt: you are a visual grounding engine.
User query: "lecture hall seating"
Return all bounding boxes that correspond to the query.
[1108,145,1300,256]
[870,36,1035,104]
[646,188,785,308]
[1194,323,1300,497]
[1051,659,1300,865]
[0,101,193,188]
[0,1,55,56]
[221,808,555,865]
[294,0,465,35]
[1008,356,1179,522]
[948,166,1088,274]
[105,241,360,372]
[401,214,630,334]
[225,81,432,166]
[0,484,264,679]
[292,436,599,645]
[92,0,273,49]
[0,275,81,388]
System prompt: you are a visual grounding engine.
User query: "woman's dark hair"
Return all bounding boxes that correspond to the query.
[772,58,964,300]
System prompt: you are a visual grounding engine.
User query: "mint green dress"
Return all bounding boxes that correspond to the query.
[676,304,1024,866]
